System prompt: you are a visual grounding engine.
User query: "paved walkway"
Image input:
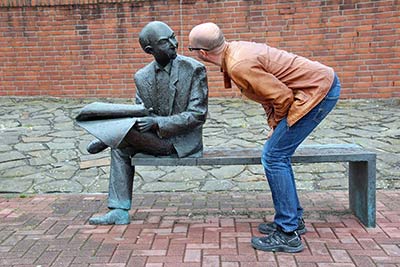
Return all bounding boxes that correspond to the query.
[0,97,399,194]
[1,190,400,266]
[0,97,399,266]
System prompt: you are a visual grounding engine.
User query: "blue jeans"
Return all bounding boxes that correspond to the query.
[261,74,341,232]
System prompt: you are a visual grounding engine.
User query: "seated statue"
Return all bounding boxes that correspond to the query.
[80,21,208,225]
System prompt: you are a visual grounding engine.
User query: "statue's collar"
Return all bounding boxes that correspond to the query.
[155,61,172,75]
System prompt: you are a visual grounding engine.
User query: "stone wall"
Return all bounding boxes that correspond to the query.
[1,0,399,98]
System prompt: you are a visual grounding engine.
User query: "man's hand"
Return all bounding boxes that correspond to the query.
[136,117,158,132]
[266,128,274,139]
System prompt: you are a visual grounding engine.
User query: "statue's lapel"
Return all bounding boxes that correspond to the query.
[143,63,156,109]
[168,58,179,114]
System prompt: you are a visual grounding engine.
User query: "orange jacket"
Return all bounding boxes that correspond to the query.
[221,41,335,129]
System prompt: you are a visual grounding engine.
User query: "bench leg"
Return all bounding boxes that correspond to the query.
[349,160,376,227]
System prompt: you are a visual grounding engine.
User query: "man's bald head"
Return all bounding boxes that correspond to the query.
[189,22,225,51]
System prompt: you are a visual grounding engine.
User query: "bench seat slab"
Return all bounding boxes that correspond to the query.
[131,144,376,228]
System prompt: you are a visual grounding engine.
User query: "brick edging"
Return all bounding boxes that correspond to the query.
[0,0,140,8]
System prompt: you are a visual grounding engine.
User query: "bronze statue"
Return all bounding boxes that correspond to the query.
[77,21,208,224]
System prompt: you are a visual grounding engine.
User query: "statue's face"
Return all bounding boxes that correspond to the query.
[148,24,178,66]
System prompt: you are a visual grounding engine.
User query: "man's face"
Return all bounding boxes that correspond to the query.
[188,37,210,63]
[149,25,178,66]
[194,50,209,63]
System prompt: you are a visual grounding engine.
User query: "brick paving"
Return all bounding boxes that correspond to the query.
[1,190,399,267]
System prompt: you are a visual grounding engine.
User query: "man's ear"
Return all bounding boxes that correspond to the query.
[199,50,208,57]
[144,45,153,54]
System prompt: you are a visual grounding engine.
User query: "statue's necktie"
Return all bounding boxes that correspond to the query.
[155,69,170,116]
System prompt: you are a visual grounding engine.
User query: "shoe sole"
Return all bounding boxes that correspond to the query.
[251,239,304,253]
[89,219,130,225]
[88,216,130,225]
[258,226,307,235]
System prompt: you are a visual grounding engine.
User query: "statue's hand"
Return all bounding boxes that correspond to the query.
[144,107,154,116]
[136,117,158,132]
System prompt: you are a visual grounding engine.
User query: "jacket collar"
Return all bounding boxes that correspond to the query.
[154,61,172,74]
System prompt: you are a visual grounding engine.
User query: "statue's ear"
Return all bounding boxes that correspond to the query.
[144,45,153,54]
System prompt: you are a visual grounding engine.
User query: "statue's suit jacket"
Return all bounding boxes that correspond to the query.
[134,55,208,157]
[76,55,208,157]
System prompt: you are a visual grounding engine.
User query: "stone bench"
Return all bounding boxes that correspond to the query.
[132,144,377,227]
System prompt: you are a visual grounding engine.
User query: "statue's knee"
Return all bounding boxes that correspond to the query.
[111,147,132,160]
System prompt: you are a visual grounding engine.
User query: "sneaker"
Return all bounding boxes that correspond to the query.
[258,218,307,235]
[251,229,304,253]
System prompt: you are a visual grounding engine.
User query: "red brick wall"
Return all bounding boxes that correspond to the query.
[1,0,399,98]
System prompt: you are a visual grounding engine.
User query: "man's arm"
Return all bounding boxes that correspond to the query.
[232,63,293,129]
[262,104,278,130]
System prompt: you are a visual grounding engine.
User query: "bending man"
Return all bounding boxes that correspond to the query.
[189,22,340,253]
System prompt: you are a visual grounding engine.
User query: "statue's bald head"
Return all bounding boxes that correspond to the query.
[139,21,173,52]
[189,22,225,51]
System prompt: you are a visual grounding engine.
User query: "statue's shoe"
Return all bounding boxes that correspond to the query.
[87,139,108,154]
[89,209,130,225]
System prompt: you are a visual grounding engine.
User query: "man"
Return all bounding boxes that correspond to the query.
[189,22,341,253]
[86,21,208,225]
